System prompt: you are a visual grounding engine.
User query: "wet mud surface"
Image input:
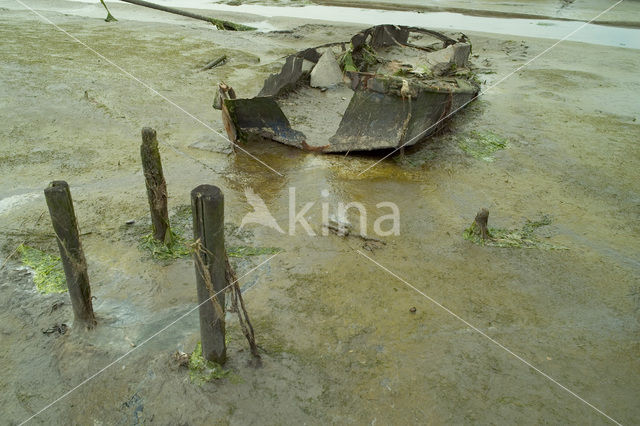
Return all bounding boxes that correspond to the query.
[1,2,639,425]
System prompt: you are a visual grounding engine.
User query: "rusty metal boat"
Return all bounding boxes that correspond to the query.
[215,25,480,153]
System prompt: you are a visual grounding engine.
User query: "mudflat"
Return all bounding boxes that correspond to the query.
[0,1,638,424]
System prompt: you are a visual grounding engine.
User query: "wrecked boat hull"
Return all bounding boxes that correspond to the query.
[219,25,480,153]
[327,80,476,152]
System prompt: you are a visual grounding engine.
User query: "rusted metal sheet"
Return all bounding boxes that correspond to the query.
[223,97,306,147]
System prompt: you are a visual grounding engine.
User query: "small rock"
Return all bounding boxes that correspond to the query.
[42,323,68,336]
[310,49,343,89]
[125,219,135,225]
[172,351,190,368]
[409,307,416,313]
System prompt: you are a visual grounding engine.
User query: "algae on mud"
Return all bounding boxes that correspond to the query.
[138,230,191,261]
[17,244,67,294]
[188,342,231,385]
[458,130,508,161]
[463,214,566,249]
[227,245,282,257]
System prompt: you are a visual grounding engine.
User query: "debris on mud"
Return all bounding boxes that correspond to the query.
[324,217,387,250]
[172,350,190,368]
[201,54,228,71]
[218,25,480,153]
[42,323,68,336]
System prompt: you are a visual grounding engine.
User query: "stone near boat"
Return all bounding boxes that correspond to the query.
[424,43,471,76]
[310,49,343,89]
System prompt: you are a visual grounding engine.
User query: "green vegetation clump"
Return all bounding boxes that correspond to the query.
[139,230,191,261]
[393,68,410,77]
[188,342,230,385]
[340,51,358,73]
[18,245,67,294]
[464,214,565,249]
[459,131,508,161]
[227,246,282,257]
[360,45,379,69]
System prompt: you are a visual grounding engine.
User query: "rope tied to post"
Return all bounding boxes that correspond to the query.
[191,239,261,362]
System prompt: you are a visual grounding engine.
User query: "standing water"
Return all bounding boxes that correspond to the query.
[68,0,640,48]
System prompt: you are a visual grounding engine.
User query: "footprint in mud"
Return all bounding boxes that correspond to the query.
[121,392,145,425]
[501,40,529,61]
[524,68,607,90]
[559,0,575,9]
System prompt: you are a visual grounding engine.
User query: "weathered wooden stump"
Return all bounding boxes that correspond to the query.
[191,185,227,364]
[140,127,171,243]
[474,208,490,241]
[44,181,96,329]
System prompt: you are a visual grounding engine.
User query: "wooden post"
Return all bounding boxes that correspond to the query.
[191,185,226,364]
[44,181,96,329]
[474,208,490,241]
[140,127,171,243]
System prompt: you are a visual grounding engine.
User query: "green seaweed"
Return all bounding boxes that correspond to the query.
[463,214,565,249]
[188,342,230,385]
[18,245,67,294]
[227,246,282,257]
[340,51,358,73]
[361,45,379,69]
[459,131,508,161]
[139,230,191,261]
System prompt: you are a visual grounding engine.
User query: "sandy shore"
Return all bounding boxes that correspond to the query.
[1,1,639,424]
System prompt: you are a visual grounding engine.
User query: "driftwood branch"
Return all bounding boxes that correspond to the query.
[201,55,227,71]
[119,0,255,31]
